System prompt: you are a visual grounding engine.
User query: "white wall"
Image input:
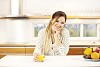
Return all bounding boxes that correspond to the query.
[6,19,33,44]
[0,20,6,43]
[0,19,100,44]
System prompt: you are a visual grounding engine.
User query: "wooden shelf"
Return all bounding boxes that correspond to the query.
[0,16,100,19]
[68,16,100,19]
[23,16,100,19]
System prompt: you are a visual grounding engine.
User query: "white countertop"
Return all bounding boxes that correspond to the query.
[0,55,100,67]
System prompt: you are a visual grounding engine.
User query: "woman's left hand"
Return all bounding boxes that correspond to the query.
[54,30,61,46]
[54,30,60,39]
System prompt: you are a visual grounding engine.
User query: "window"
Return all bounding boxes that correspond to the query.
[33,23,98,40]
[83,24,97,37]
[65,24,97,38]
[65,24,80,37]
[34,24,46,37]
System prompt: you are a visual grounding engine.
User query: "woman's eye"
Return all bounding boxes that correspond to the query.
[56,20,59,22]
[56,21,64,24]
[61,22,64,24]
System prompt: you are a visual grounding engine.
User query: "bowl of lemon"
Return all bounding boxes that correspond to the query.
[83,47,100,61]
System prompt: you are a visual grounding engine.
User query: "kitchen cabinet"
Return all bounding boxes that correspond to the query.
[25,48,83,55]
[0,0,11,16]
[0,47,82,57]
[25,47,34,55]
[0,55,5,59]
[0,47,26,55]
[25,47,84,55]
[68,47,83,55]
[0,47,35,58]
[1,44,100,59]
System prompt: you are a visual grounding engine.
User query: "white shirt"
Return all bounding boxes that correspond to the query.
[34,28,70,56]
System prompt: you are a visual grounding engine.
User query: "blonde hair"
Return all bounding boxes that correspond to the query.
[42,18,58,54]
[42,11,67,55]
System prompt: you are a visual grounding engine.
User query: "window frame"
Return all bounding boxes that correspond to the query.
[69,24,99,40]
[32,19,100,41]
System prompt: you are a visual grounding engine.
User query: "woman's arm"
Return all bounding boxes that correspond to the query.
[33,28,45,55]
[54,31,62,47]
[33,28,45,62]
[53,29,70,56]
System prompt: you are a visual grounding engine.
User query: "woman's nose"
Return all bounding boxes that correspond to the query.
[57,22,62,26]
[57,23,62,27]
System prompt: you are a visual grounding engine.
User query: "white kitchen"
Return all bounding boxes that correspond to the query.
[0,0,100,66]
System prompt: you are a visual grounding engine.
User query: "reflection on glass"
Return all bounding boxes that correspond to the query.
[83,24,97,37]
[65,24,80,37]
[34,24,45,37]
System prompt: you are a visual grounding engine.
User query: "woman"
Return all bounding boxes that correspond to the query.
[33,11,70,61]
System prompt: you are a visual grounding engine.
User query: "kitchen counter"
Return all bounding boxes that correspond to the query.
[0,55,100,67]
[0,43,100,47]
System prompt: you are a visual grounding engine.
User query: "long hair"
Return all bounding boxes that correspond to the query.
[42,11,67,54]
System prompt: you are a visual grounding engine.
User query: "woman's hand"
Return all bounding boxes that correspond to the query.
[33,53,40,62]
[54,30,60,39]
[54,30,61,46]
[33,53,45,62]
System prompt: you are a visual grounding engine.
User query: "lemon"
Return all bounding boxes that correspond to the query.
[84,47,92,55]
[38,55,44,62]
[91,52,99,59]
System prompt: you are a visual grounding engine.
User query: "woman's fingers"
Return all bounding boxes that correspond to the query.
[34,53,45,62]
[33,53,40,62]
[34,58,38,62]
[34,56,39,62]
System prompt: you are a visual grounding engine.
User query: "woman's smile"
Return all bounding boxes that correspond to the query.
[56,26,61,30]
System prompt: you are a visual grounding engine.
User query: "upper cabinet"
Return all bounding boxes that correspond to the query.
[19,0,100,16]
[0,0,100,17]
[0,0,11,16]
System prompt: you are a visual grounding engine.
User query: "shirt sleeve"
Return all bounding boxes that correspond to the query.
[53,29,70,56]
[33,28,45,55]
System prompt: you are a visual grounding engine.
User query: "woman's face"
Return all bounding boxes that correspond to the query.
[52,16,66,32]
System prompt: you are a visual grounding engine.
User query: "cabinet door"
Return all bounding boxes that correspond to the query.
[68,48,83,55]
[0,55,5,59]
[25,47,83,55]
[0,47,25,55]
[25,47,34,55]
[0,47,84,56]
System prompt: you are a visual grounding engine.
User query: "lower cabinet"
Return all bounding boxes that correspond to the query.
[0,48,26,55]
[25,48,84,55]
[0,47,84,57]
[0,55,6,59]
[25,47,34,55]
[0,47,35,58]
[68,47,83,55]
[0,47,26,58]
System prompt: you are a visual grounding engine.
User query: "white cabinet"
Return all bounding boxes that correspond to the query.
[0,0,11,16]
